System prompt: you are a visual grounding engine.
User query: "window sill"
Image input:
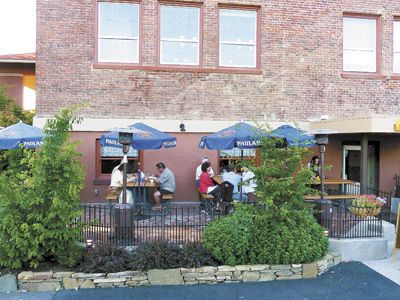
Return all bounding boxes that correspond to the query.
[341,72,387,80]
[93,63,262,74]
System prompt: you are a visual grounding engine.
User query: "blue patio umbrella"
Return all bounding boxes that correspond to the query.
[100,122,177,150]
[100,123,177,206]
[199,122,272,150]
[199,122,275,201]
[271,125,315,147]
[0,121,45,150]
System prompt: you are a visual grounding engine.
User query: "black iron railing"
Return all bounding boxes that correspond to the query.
[313,199,383,239]
[77,204,252,246]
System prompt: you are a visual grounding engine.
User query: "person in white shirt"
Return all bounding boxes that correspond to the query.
[242,166,257,195]
[110,163,134,204]
[195,156,214,187]
[222,164,243,200]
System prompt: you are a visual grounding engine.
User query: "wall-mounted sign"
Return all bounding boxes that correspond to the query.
[394,117,400,132]
[101,145,138,158]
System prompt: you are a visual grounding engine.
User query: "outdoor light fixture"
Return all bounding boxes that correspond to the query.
[118,131,134,204]
[179,123,186,132]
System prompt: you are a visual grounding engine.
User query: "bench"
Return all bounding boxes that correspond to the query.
[106,188,120,202]
[161,193,174,201]
[304,194,358,201]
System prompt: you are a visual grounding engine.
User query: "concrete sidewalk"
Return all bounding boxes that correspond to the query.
[2,262,400,300]
[363,255,400,285]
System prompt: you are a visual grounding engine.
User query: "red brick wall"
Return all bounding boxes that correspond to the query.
[36,0,400,121]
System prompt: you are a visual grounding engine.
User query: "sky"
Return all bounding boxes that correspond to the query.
[0,0,36,55]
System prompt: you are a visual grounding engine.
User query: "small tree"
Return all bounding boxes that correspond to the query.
[204,125,328,265]
[0,106,85,269]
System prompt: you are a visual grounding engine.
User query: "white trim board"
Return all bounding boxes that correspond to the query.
[33,117,310,133]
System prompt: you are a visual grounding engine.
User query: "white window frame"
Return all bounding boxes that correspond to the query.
[394,19,400,74]
[159,5,200,66]
[343,16,377,73]
[219,8,258,68]
[98,1,140,64]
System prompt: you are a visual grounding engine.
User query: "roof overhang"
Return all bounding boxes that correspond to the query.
[311,115,400,134]
[0,59,35,64]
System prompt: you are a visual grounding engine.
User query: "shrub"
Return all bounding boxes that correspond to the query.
[180,243,218,268]
[250,210,328,264]
[202,204,256,266]
[80,244,132,273]
[0,106,85,269]
[130,241,182,271]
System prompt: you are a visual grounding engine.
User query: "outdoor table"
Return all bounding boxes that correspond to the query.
[212,175,223,185]
[127,181,156,207]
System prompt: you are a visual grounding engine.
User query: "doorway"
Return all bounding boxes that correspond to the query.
[342,142,380,190]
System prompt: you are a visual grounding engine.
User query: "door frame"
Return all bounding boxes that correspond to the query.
[342,145,361,180]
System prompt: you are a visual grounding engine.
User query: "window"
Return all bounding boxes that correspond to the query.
[343,16,378,72]
[98,2,139,63]
[160,5,200,65]
[219,9,257,68]
[218,148,259,172]
[394,20,400,73]
[96,141,140,178]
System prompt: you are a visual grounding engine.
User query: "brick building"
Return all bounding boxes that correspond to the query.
[35,0,400,202]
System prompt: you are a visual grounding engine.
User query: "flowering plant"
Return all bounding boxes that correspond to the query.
[352,194,386,208]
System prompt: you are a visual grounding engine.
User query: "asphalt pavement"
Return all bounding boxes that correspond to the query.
[2,262,399,300]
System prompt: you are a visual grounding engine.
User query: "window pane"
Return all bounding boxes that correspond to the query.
[101,145,139,158]
[220,9,256,43]
[99,38,138,63]
[101,159,139,174]
[343,49,376,72]
[394,21,400,73]
[160,6,199,40]
[394,53,400,74]
[220,43,255,67]
[98,2,139,63]
[343,17,377,72]
[161,41,198,65]
[220,148,256,158]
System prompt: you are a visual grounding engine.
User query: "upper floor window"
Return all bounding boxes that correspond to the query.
[394,20,400,74]
[98,2,139,63]
[343,16,377,73]
[160,5,200,65]
[219,9,257,68]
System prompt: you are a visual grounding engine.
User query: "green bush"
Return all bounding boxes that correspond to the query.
[180,243,218,268]
[81,244,131,273]
[250,210,328,264]
[202,204,256,266]
[203,124,329,266]
[0,106,85,269]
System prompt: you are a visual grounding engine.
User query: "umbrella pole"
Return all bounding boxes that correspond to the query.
[122,147,129,205]
[137,162,141,207]
[240,149,243,202]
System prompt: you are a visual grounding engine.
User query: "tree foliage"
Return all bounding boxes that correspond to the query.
[0,107,85,269]
[203,125,328,265]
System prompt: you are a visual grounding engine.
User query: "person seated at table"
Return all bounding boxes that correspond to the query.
[241,166,257,199]
[153,162,176,211]
[195,156,215,187]
[199,162,222,208]
[222,164,243,201]
[110,163,133,204]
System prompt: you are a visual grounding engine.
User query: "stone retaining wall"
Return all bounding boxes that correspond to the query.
[16,253,341,292]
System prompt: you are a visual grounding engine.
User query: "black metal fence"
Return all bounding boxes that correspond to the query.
[313,199,383,239]
[77,204,236,246]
